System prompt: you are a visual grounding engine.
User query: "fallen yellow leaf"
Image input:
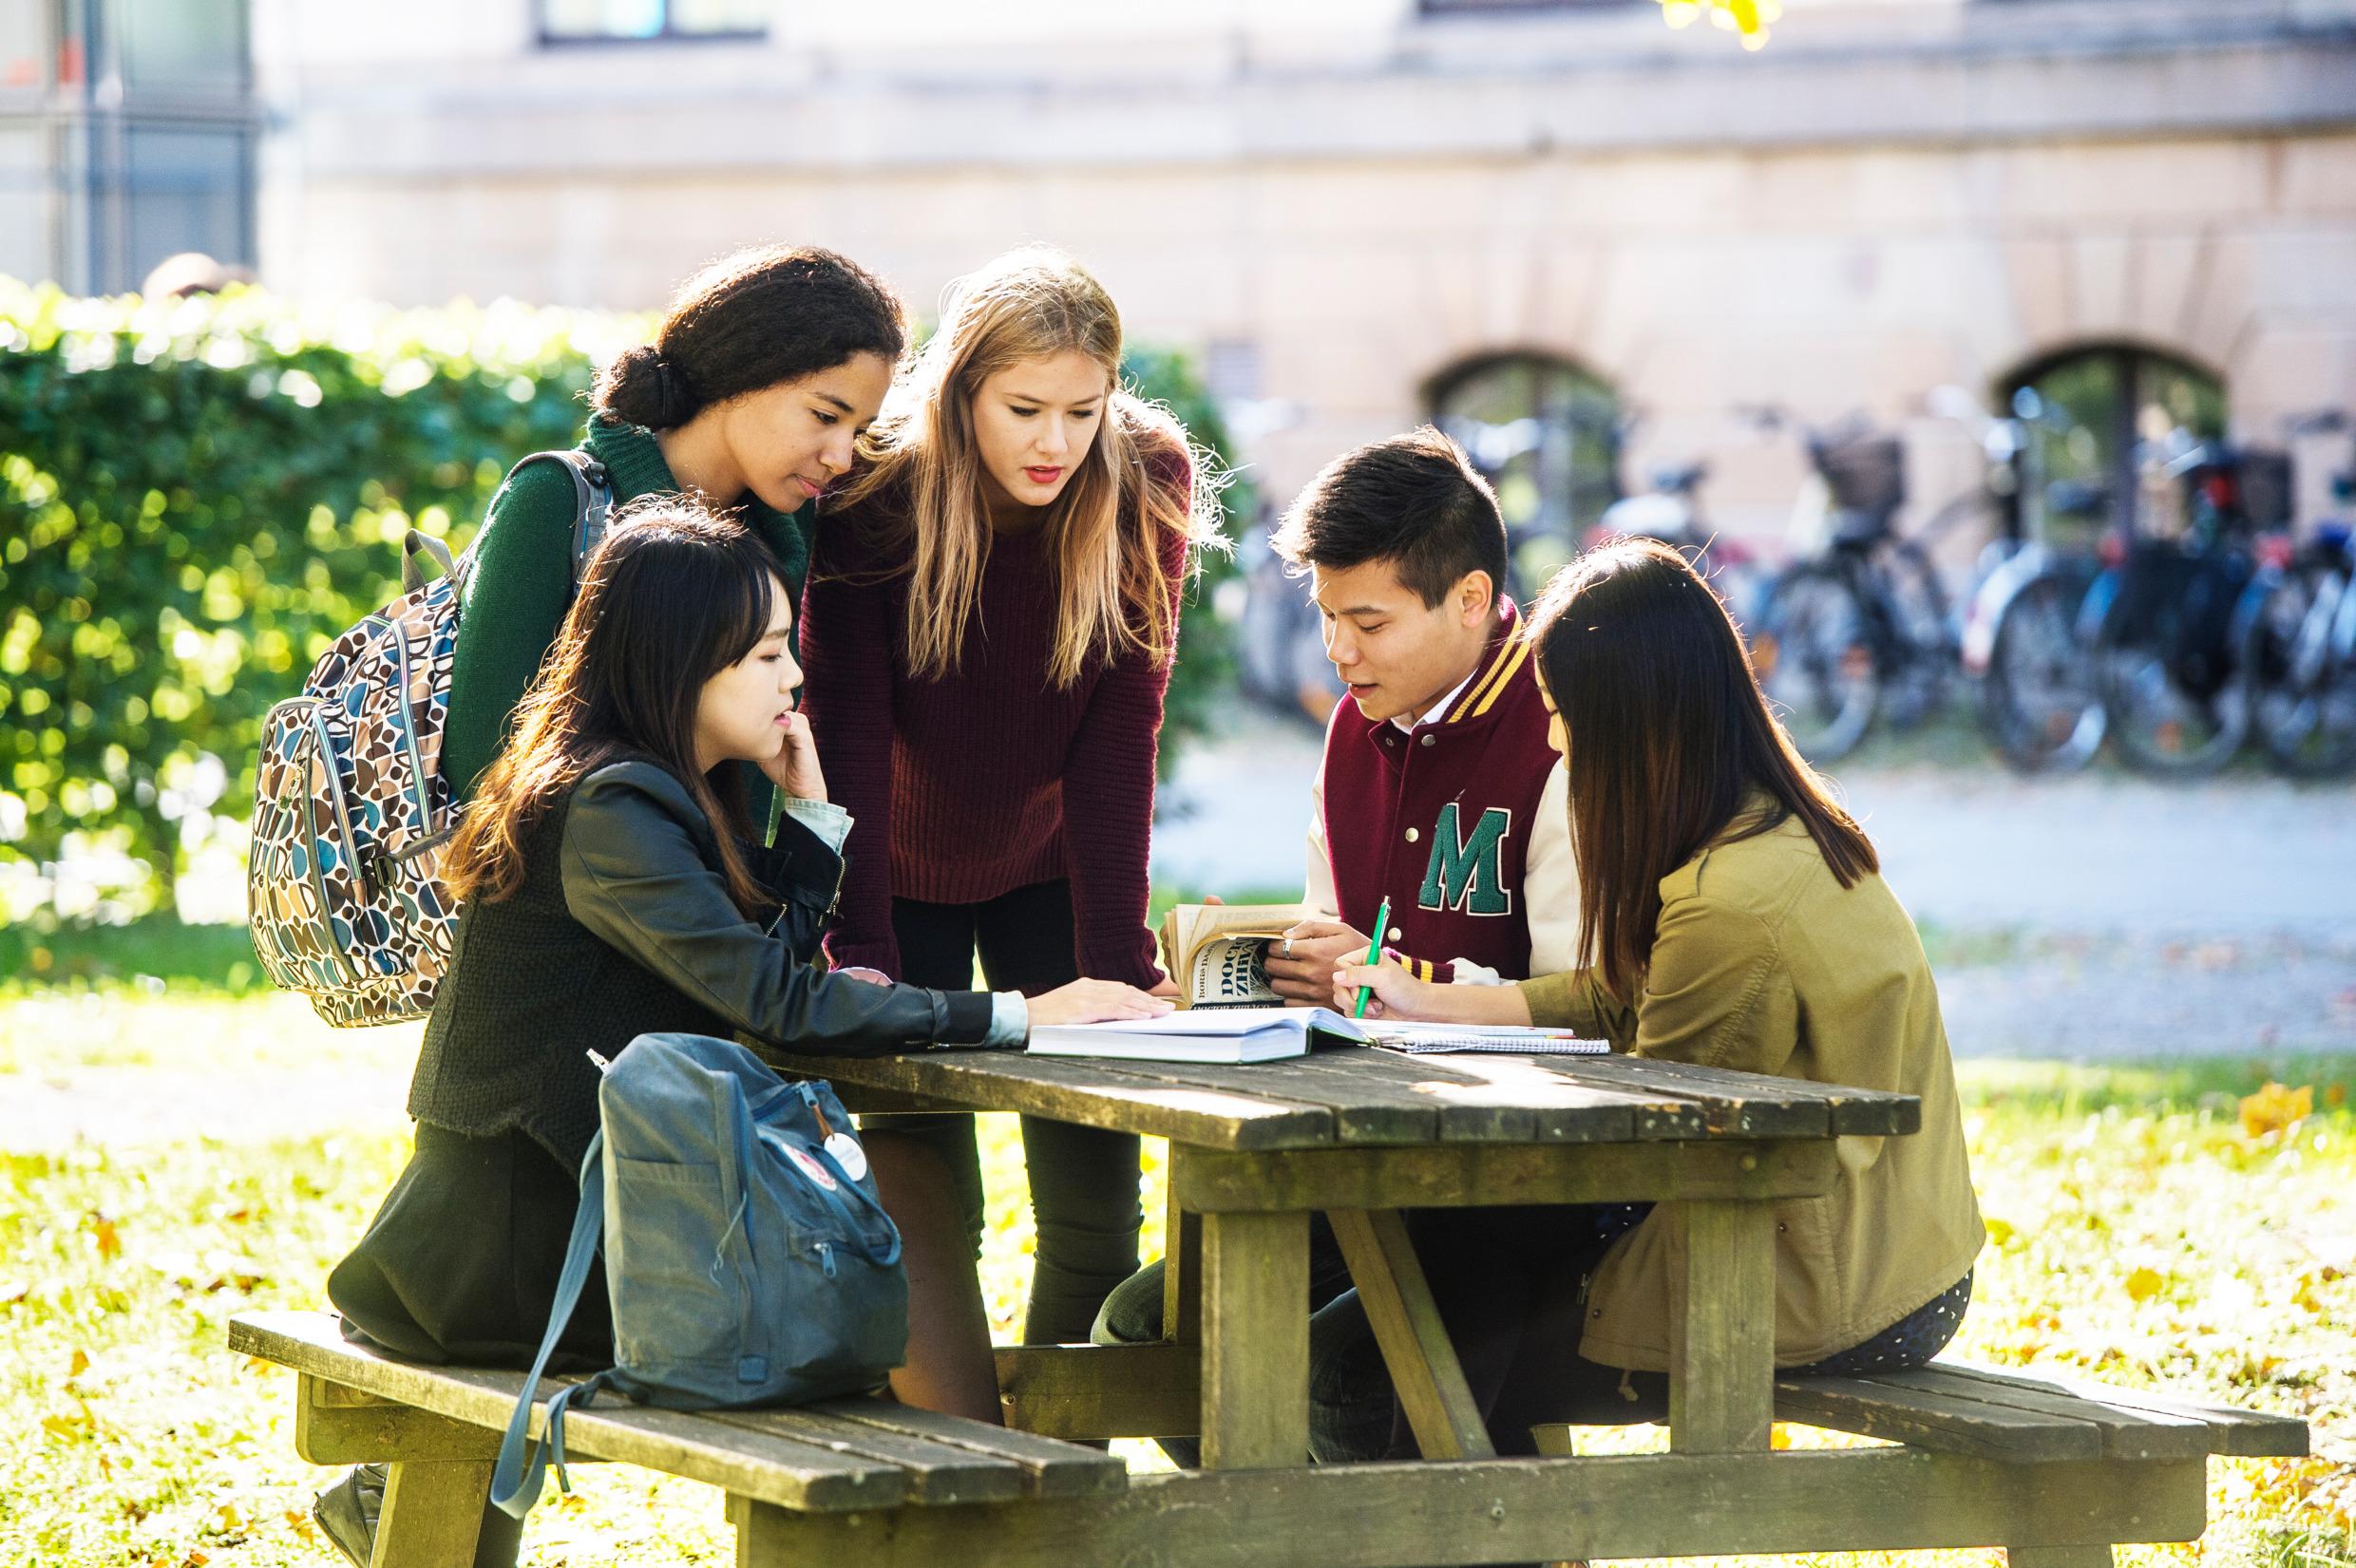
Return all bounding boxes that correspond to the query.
[1985,1217,2017,1247]
[2125,1266,2165,1302]
[67,1350,88,1379]
[2239,1082,2314,1140]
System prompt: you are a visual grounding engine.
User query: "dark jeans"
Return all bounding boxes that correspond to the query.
[871,878,1144,1346]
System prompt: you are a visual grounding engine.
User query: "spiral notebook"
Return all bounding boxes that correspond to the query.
[1361,1019,1609,1056]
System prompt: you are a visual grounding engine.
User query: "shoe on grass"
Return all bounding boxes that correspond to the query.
[308,1459,526,1568]
[311,1463,384,1568]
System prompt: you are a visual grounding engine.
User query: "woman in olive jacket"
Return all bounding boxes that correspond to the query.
[1335,538,1983,1456]
[317,504,1166,1568]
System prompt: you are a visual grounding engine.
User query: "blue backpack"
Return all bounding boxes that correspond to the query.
[490,1032,908,1518]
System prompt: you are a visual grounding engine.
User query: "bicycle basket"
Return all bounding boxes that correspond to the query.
[2236,449,2293,533]
[1819,438,1907,518]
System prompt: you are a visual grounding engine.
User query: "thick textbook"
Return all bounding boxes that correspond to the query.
[1155,902,1308,1009]
[1028,1007,1366,1064]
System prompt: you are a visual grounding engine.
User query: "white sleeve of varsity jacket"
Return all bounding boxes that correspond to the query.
[1447,761,1578,985]
[1302,773,1340,918]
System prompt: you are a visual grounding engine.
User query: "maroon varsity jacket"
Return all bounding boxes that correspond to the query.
[1315,600,1560,983]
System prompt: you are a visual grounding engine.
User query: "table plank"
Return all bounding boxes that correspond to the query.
[770,1042,1916,1150]
[1559,1056,1918,1138]
[1546,1057,1830,1138]
[1032,1052,1440,1145]
[1328,1208,1494,1460]
[1278,1049,1531,1142]
[1175,1139,1841,1214]
[770,1048,1337,1150]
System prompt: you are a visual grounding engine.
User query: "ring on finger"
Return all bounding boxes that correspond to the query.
[1282,936,1295,957]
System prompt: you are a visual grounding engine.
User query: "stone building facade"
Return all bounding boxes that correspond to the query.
[252,0,2356,544]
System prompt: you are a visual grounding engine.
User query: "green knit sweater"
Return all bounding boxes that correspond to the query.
[443,417,811,824]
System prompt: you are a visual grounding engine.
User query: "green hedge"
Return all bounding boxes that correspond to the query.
[0,280,1242,905]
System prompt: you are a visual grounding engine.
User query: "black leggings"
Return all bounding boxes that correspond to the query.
[870,878,1144,1346]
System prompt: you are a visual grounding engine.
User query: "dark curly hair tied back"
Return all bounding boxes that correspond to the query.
[594,244,908,431]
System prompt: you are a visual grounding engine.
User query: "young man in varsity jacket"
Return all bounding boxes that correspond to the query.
[1092,428,1577,1461]
[1261,425,1577,1004]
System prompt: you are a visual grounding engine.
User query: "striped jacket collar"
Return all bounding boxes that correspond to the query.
[1440,598,1533,727]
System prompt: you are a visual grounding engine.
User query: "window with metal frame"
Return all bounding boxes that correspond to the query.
[2003,345,2227,553]
[540,0,770,44]
[1430,352,1624,593]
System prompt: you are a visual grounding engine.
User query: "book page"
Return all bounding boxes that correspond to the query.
[1187,935,1282,1008]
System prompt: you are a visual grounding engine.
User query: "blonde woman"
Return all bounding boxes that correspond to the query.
[799,248,1215,1395]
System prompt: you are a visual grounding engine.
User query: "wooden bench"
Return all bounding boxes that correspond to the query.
[243,1305,2311,1568]
[230,1310,1127,1568]
[1532,1357,2308,1567]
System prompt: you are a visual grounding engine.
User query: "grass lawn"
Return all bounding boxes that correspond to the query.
[2,982,2350,1568]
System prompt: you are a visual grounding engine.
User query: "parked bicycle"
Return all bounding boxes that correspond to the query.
[1588,456,1775,633]
[1743,409,1957,762]
[2240,466,2356,778]
[1966,481,2113,773]
[2081,442,2289,778]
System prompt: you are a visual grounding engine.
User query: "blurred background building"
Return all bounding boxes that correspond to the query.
[6,0,2355,554]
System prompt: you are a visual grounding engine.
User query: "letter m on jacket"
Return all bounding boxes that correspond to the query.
[1418,804,1513,916]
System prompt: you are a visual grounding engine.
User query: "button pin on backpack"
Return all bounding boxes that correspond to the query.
[824,1133,869,1182]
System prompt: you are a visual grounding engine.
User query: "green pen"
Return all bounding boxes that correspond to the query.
[1353,897,1391,1020]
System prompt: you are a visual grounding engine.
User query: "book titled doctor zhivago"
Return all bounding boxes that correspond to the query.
[1155,902,1308,1010]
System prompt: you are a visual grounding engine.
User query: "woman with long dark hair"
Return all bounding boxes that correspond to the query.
[315,502,1168,1568]
[1331,537,1984,1456]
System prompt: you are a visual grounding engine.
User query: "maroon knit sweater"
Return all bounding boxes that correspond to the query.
[799,449,1191,990]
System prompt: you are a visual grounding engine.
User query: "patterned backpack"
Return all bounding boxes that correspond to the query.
[247,451,613,1027]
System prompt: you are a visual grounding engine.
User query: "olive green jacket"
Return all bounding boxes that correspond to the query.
[1519,810,1984,1372]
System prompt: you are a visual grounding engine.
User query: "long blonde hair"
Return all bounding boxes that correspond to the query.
[828,247,1220,687]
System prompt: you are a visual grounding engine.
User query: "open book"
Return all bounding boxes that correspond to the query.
[1156,902,1309,1010]
[1027,1008,1608,1065]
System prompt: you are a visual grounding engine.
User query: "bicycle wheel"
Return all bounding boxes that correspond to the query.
[1876,537,1956,729]
[1755,562,1879,762]
[2245,563,2356,779]
[1980,567,2105,773]
[2096,557,2252,778]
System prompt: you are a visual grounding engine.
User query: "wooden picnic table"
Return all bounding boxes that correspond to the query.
[230,1036,2304,1566]
[767,1040,1915,1473]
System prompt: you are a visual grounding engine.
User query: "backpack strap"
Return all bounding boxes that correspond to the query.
[491,1132,612,1521]
[498,448,618,600]
[399,529,458,597]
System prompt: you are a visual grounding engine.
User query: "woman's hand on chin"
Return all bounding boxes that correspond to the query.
[762,710,828,802]
[1329,955,1434,1021]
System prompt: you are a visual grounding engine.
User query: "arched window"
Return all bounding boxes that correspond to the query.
[2003,345,2226,552]
[1429,354,1622,592]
